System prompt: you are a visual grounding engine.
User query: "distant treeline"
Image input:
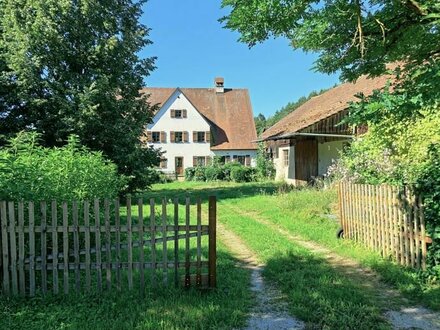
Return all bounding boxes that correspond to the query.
[254,87,334,135]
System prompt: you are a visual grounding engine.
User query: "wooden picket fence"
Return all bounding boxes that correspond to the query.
[0,196,217,297]
[338,182,431,269]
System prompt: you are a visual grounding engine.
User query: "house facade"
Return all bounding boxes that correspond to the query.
[261,74,391,185]
[143,78,257,177]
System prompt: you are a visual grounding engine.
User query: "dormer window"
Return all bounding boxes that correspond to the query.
[170,109,187,118]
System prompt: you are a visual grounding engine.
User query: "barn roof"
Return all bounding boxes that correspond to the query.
[261,74,392,141]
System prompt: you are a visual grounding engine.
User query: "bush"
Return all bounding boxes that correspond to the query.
[0,132,126,201]
[230,165,255,183]
[185,167,196,181]
[193,166,206,181]
[256,142,275,180]
[204,166,224,181]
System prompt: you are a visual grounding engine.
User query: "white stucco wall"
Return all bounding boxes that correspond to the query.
[318,140,345,176]
[147,89,257,174]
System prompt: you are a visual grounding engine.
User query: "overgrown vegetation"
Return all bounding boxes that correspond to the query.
[185,162,256,183]
[0,132,125,201]
[0,0,161,191]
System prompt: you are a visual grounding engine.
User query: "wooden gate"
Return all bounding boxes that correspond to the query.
[0,196,216,296]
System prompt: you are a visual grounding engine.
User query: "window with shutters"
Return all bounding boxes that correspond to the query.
[174,132,183,143]
[236,156,246,166]
[171,109,187,118]
[152,132,160,143]
[197,131,205,142]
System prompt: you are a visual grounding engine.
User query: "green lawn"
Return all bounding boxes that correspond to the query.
[1,180,438,329]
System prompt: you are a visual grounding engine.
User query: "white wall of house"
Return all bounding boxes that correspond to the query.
[274,145,295,184]
[318,140,345,176]
[147,89,257,174]
[147,90,212,173]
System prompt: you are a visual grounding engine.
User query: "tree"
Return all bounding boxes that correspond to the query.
[254,113,266,135]
[0,0,160,191]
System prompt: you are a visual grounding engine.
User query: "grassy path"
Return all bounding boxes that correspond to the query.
[217,222,304,329]
[219,201,440,329]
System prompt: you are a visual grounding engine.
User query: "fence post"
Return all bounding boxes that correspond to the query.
[208,196,217,289]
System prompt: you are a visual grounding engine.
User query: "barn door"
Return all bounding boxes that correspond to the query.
[295,139,318,184]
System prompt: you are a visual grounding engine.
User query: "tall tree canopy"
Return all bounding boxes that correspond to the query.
[0,0,159,190]
[221,0,439,79]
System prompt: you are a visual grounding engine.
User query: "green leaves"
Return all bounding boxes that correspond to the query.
[0,0,159,191]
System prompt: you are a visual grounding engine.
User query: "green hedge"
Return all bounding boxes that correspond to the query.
[185,163,256,183]
[0,133,126,201]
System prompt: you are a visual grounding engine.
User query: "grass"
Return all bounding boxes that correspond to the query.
[2,180,438,329]
[0,241,252,330]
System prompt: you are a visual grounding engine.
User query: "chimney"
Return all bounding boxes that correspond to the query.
[214,77,224,93]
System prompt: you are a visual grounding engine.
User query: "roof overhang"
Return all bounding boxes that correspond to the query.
[256,132,354,142]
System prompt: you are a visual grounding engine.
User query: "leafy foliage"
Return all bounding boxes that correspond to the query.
[185,162,257,183]
[255,142,275,180]
[0,0,160,191]
[0,132,125,201]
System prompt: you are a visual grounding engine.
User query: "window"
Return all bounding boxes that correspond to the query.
[171,109,187,118]
[237,156,246,165]
[160,158,168,169]
[283,150,289,166]
[174,132,183,143]
[197,131,205,142]
[193,156,206,167]
[152,132,160,143]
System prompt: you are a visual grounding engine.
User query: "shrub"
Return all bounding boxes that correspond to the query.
[204,166,224,181]
[193,166,206,181]
[256,142,275,180]
[0,132,126,201]
[185,167,195,181]
[222,162,242,181]
[230,165,254,183]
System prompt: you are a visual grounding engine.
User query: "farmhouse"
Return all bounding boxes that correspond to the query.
[142,78,257,177]
[261,74,390,185]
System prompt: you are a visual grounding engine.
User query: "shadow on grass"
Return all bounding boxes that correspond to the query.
[264,251,390,330]
[135,182,281,205]
[0,250,252,330]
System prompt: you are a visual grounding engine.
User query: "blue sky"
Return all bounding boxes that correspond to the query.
[141,0,340,118]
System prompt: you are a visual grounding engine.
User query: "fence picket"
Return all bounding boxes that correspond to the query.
[185,197,190,288]
[115,199,121,291]
[105,199,111,290]
[18,201,25,296]
[73,201,80,292]
[51,201,58,294]
[29,202,35,296]
[208,196,217,288]
[419,196,427,270]
[138,198,144,295]
[8,202,17,296]
[162,198,168,285]
[84,201,91,290]
[196,198,202,286]
[40,201,47,294]
[127,197,133,290]
[94,199,102,291]
[174,198,179,288]
[150,198,156,288]
[62,202,69,294]
[1,201,9,294]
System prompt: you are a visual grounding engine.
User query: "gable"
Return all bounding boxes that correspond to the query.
[147,89,210,131]
[142,87,257,150]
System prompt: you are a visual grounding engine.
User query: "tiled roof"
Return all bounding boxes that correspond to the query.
[141,87,257,150]
[261,74,392,140]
